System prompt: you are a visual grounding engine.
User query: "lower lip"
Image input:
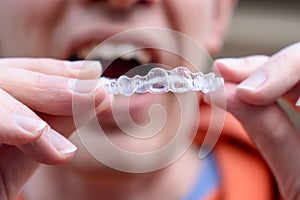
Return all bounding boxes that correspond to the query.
[99,92,159,123]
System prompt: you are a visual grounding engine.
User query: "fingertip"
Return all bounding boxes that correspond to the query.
[296,96,300,107]
[0,108,48,146]
[236,70,276,105]
[75,61,102,80]
[47,129,77,155]
[236,86,263,105]
[94,79,112,112]
[237,70,267,91]
[213,59,229,76]
[213,58,244,82]
[13,113,47,139]
[95,92,112,113]
[214,55,270,83]
[214,58,240,69]
[19,128,77,165]
[214,57,246,72]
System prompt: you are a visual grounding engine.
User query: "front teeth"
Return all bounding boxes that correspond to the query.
[77,42,151,64]
[76,42,99,59]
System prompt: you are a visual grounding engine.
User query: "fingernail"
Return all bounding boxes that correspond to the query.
[64,60,86,70]
[14,113,48,136]
[296,97,300,107]
[237,71,267,91]
[48,129,77,154]
[66,60,101,76]
[68,79,99,94]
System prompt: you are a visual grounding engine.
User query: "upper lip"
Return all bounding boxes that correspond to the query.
[65,28,162,63]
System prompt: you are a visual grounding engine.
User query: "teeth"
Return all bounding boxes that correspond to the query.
[135,50,151,64]
[94,43,116,60]
[76,42,99,59]
[116,43,136,59]
[76,42,152,64]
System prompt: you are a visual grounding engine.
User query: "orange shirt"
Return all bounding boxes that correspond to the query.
[197,104,277,200]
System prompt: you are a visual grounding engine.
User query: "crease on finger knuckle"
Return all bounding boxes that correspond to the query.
[33,75,72,114]
[38,58,75,77]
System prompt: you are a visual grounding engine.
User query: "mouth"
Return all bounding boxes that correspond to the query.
[68,40,167,125]
[69,42,160,78]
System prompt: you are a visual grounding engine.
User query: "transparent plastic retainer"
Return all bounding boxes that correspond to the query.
[100,66,224,96]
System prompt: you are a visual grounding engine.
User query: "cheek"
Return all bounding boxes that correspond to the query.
[0,0,66,56]
[164,0,213,46]
[163,0,214,71]
[0,0,66,21]
[21,0,66,23]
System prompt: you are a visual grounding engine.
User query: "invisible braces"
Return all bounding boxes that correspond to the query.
[100,67,224,96]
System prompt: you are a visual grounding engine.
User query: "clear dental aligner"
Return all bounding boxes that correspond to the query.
[100,67,224,96]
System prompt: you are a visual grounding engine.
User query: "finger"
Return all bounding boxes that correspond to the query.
[0,67,108,116]
[0,89,77,164]
[0,127,76,200]
[0,58,101,79]
[229,86,300,199]
[37,92,112,137]
[282,84,300,111]
[18,127,77,164]
[297,96,300,107]
[0,104,46,146]
[0,145,39,200]
[214,55,269,82]
[236,43,300,105]
[206,83,300,199]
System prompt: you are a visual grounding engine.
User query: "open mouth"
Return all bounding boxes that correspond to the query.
[69,42,160,78]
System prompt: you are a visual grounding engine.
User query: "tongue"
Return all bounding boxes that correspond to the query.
[101,58,158,79]
[101,58,141,78]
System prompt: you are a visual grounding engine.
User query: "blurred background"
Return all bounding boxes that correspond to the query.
[222,0,300,57]
[221,0,300,130]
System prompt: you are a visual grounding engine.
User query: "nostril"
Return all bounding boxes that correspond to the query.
[81,0,155,9]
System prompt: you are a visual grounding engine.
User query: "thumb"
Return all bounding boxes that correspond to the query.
[236,43,300,106]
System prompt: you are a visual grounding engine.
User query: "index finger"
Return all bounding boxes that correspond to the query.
[0,67,108,116]
[0,58,101,79]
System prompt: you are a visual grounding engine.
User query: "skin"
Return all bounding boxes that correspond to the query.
[0,0,299,199]
[206,48,300,199]
[0,0,235,199]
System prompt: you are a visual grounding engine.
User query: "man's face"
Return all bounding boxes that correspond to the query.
[0,0,216,58]
[0,0,230,173]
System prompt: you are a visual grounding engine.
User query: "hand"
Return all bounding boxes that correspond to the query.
[205,42,300,199]
[0,58,109,199]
